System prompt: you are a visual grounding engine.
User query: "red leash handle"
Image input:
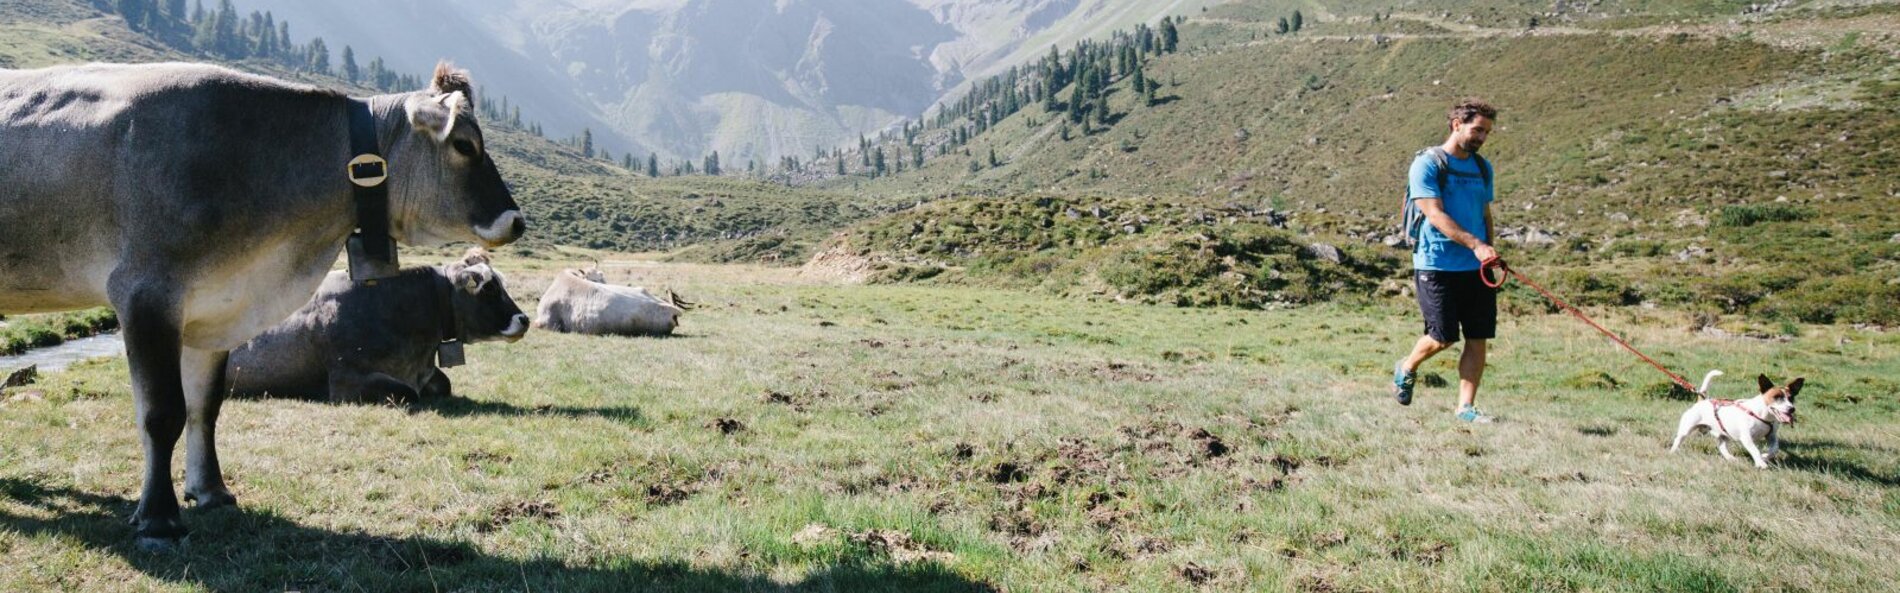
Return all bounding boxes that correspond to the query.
[1481,256,1509,289]
[1483,258,1702,395]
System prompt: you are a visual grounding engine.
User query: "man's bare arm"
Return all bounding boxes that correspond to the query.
[1417,198,1500,263]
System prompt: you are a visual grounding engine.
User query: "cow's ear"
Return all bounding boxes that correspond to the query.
[461,247,490,267]
[405,91,462,143]
[430,61,474,99]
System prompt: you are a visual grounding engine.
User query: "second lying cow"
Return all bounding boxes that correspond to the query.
[227,249,528,402]
[534,268,691,336]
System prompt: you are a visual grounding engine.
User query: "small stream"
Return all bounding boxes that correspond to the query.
[0,332,126,374]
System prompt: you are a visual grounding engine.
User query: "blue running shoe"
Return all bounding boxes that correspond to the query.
[1455,405,1494,424]
[1392,360,1415,406]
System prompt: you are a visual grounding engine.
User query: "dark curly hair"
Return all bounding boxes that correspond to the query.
[1448,99,1498,124]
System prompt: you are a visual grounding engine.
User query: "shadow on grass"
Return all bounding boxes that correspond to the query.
[0,478,996,593]
[411,394,645,424]
[1779,438,1900,487]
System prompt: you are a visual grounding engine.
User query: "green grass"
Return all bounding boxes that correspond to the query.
[0,308,118,356]
[1,259,1896,591]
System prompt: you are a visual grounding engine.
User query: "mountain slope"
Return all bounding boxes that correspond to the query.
[826,0,1900,324]
[228,0,1219,164]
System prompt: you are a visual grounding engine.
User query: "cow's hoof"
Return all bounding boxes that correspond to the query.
[184,487,238,510]
[134,534,189,553]
[130,515,189,552]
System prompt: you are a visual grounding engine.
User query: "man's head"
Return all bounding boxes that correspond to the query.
[1446,98,1498,155]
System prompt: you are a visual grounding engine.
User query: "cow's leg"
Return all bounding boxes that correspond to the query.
[118,290,190,547]
[420,368,452,399]
[182,346,236,509]
[328,369,421,404]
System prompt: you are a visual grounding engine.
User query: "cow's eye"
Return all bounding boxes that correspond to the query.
[452,139,478,157]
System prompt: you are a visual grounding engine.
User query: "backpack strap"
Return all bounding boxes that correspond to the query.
[1403,147,1452,249]
[1425,146,1453,197]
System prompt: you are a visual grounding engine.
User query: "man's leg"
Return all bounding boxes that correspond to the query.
[1454,269,1497,422]
[1457,339,1487,409]
[1397,271,1461,405]
[1402,335,1450,375]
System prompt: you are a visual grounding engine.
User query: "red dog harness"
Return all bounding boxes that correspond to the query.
[1707,399,1770,436]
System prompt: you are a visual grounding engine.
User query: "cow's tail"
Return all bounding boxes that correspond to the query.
[669,290,696,311]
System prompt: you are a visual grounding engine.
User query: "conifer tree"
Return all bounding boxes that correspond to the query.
[1068,84,1087,123]
[307,37,329,73]
[213,0,239,57]
[341,45,358,83]
[116,0,147,31]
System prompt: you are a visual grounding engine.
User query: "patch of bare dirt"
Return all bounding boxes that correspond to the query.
[708,417,746,435]
[849,529,956,564]
[1177,561,1216,586]
[461,449,513,472]
[798,239,880,284]
[479,500,559,532]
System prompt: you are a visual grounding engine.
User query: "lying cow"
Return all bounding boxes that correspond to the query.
[534,269,692,336]
[227,248,527,403]
[0,61,523,547]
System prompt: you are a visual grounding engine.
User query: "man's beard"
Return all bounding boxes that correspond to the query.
[1461,139,1484,154]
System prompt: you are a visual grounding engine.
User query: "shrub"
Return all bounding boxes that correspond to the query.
[1716,204,1811,227]
[1638,380,1698,402]
[1759,276,1900,325]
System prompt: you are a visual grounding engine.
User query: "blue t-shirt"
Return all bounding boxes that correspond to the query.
[1409,151,1493,272]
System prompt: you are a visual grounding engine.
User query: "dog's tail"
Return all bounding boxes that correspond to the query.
[1697,370,1724,399]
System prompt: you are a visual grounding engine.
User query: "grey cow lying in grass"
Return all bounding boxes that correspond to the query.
[226,248,528,403]
[534,268,692,336]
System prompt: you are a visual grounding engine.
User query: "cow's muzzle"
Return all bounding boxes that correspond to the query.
[501,314,529,342]
[476,210,526,247]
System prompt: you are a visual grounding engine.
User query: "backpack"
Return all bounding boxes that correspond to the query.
[1399,146,1491,250]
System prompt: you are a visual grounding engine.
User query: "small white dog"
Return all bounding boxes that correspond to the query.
[1668,370,1804,468]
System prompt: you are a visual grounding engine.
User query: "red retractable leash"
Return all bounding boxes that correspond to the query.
[1479,256,1703,395]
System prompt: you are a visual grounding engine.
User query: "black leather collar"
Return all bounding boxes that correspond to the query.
[432,269,466,368]
[346,99,400,282]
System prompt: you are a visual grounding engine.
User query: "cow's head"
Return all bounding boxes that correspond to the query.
[391,62,524,248]
[444,248,528,343]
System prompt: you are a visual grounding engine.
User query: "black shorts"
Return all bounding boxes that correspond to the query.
[1415,270,1497,344]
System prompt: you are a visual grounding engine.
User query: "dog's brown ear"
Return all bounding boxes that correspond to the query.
[1757,374,1775,394]
[1786,377,1805,399]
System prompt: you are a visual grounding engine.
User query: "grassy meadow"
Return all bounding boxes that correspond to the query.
[2,253,1896,592]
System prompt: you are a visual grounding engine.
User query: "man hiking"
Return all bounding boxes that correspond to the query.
[1392,99,1500,423]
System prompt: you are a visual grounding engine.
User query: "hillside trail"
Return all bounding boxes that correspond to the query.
[1204,9,1898,52]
